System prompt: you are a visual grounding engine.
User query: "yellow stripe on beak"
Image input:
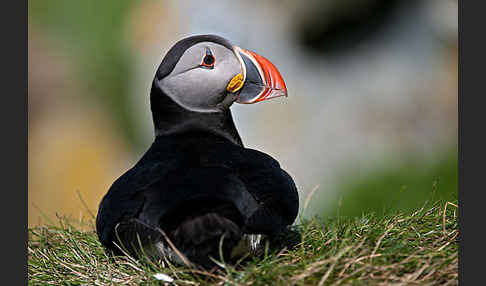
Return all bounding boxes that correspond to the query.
[226,73,244,93]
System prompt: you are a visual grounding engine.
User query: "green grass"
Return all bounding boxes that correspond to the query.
[28,200,458,286]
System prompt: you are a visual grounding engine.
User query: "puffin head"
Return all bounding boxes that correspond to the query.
[150,34,287,144]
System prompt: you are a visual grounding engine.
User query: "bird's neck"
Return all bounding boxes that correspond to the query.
[150,83,243,146]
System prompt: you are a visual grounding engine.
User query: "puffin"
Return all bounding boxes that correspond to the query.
[96,34,300,269]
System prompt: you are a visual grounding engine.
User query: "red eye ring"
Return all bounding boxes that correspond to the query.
[201,47,215,68]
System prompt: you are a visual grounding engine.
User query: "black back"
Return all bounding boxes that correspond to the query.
[96,132,299,251]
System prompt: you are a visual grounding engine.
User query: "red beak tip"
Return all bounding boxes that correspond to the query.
[238,48,289,103]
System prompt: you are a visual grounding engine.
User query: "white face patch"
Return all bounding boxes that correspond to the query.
[157,42,243,113]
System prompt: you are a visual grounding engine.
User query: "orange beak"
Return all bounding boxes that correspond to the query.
[233,47,288,104]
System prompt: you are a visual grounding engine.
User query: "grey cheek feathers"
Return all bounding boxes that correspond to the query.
[157,76,224,113]
[156,42,243,113]
[156,66,241,113]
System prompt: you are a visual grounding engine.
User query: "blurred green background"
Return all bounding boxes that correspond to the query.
[28,0,457,228]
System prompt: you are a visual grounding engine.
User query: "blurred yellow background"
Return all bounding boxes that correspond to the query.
[28,0,458,228]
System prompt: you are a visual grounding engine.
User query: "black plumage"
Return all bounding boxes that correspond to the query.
[96,35,299,268]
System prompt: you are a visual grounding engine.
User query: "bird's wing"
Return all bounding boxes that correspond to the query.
[236,148,299,235]
[185,142,299,235]
[96,159,177,249]
[144,165,263,224]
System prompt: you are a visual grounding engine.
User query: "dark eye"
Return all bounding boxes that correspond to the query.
[203,55,215,66]
[201,47,215,68]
